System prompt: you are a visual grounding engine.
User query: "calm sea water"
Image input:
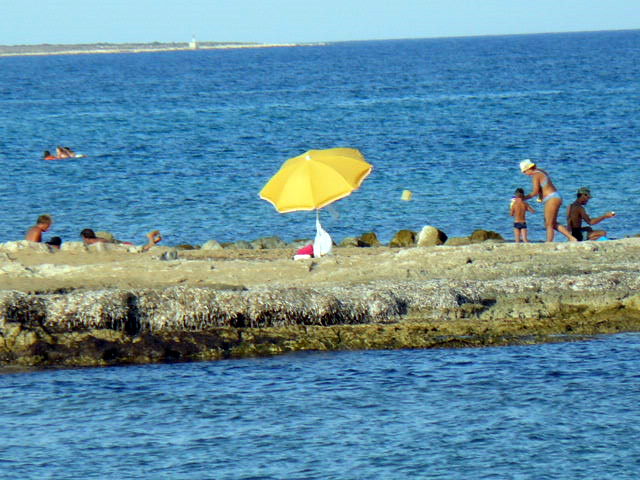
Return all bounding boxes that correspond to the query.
[1,30,639,245]
[1,333,640,479]
[2,32,640,479]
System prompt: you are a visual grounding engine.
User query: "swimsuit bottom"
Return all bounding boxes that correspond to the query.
[571,226,593,241]
[514,222,527,230]
[542,191,562,203]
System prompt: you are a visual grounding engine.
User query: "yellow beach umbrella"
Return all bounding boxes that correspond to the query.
[259,148,373,213]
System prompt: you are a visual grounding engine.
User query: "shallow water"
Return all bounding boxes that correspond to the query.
[1,30,639,245]
[1,333,640,479]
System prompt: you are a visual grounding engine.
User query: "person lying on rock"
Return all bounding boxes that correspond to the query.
[80,228,110,245]
[142,230,162,251]
[81,228,162,251]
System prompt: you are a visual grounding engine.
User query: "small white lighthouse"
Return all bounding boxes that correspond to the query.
[189,35,198,50]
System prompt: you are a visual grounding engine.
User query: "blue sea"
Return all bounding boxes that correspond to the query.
[2,334,640,479]
[2,30,640,479]
[1,30,639,245]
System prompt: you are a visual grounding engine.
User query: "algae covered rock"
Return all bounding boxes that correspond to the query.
[225,240,253,249]
[340,233,380,247]
[389,230,416,248]
[417,226,448,247]
[358,232,381,247]
[469,229,505,243]
[176,244,198,250]
[0,290,47,325]
[340,237,360,247]
[289,239,313,249]
[251,236,287,249]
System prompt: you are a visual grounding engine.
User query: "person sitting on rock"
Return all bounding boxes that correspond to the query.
[47,236,62,249]
[567,187,616,241]
[25,214,53,243]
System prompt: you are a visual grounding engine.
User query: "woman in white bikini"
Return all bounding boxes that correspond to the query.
[520,159,576,242]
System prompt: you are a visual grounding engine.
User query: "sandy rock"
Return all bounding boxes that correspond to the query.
[2,237,640,367]
[201,239,223,250]
[61,241,88,252]
[87,242,134,253]
[1,241,54,254]
[159,250,179,261]
[31,264,86,277]
[445,237,471,246]
[417,226,448,247]
[0,261,32,276]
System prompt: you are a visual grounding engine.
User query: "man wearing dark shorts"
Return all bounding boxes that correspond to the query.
[566,187,615,241]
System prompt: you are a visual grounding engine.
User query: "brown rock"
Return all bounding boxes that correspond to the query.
[469,229,505,243]
[176,244,198,250]
[358,232,381,247]
[340,237,360,247]
[389,230,416,247]
[251,236,287,249]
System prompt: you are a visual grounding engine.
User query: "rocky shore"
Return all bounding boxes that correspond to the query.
[2,233,640,368]
[0,41,311,57]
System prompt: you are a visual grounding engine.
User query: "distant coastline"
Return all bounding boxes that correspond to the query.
[0,41,323,57]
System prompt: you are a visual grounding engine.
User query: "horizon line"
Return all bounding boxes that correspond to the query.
[1,27,638,49]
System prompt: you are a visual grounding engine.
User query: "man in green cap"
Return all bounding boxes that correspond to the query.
[566,187,616,241]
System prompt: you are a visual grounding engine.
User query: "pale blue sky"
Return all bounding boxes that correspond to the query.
[1,0,638,45]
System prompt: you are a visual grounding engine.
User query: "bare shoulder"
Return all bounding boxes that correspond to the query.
[25,226,40,242]
[569,202,586,216]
